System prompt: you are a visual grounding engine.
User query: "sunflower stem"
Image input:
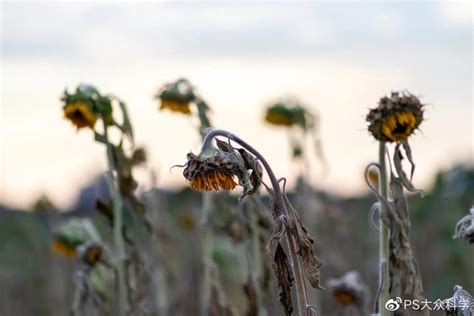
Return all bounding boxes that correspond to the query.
[199,192,213,316]
[103,121,128,316]
[71,273,83,316]
[248,196,266,315]
[378,141,390,316]
[202,128,311,316]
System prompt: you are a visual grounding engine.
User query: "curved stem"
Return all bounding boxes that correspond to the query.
[202,129,310,316]
[378,142,390,316]
[103,121,128,316]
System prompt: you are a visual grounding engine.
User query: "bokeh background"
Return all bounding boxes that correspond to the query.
[1,1,473,315]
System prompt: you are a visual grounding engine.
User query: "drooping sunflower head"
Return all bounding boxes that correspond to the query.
[265,103,295,127]
[156,78,195,115]
[61,84,113,130]
[63,101,98,129]
[264,98,314,131]
[183,151,238,192]
[51,218,96,258]
[366,91,424,142]
[328,271,368,307]
[180,136,262,199]
[334,291,357,305]
[80,243,103,267]
[51,237,78,257]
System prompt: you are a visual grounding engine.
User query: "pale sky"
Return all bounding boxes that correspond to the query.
[1,1,472,209]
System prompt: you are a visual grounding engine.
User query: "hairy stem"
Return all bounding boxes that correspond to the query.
[202,129,311,316]
[378,141,390,316]
[103,121,128,316]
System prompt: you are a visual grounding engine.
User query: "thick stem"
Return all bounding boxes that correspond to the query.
[202,129,310,316]
[378,142,390,316]
[103,121,128,316]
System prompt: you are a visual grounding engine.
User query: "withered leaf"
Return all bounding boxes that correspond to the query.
[394,143,424,196]
[295,221,323,289]
[284,196,324,290]
[273,243,294,316]
[387,175,425,301]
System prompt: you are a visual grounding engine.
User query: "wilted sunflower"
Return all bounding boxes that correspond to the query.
[63,101,97,130]
[51,237,78,257]
[61,84,114,130]
[51,218,97,258]
[181,138,262,198]
[183,151,238,191]
[366,91,424,142]
[157,78,195,115]
[81,243,103,267]
[327,271,369,310]
[265,103,295,126]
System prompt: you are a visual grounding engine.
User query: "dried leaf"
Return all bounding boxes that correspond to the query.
[284,196,324,290]
[272,243,294,316]
[387,175,425,301]
[394,143,424,196]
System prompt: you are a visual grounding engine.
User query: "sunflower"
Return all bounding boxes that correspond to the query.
[51,238,77,257]
[51,218,96,258]
[183,152,237,192]
[82,243,102,266]
[160,99,192,115]
[367,92,424,142]
[157,78,195,115]
[333,291,357,305]
[327,271,368,308]
[63,101,98,130]
[264,104,294,127]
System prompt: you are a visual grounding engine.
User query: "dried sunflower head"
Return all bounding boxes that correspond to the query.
[63,102,97,129]
[181,138,262,199]
[265,103,295,126]
[264,97,314,131]
[78,242,103,267]
[51,218,97,258]
[51,238,78,257]
[327,271,369,308]
[156,78,195,115]
[366,91,424,142]
[61,84,113,130]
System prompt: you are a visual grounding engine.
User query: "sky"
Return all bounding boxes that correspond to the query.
[1,1,472,209]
